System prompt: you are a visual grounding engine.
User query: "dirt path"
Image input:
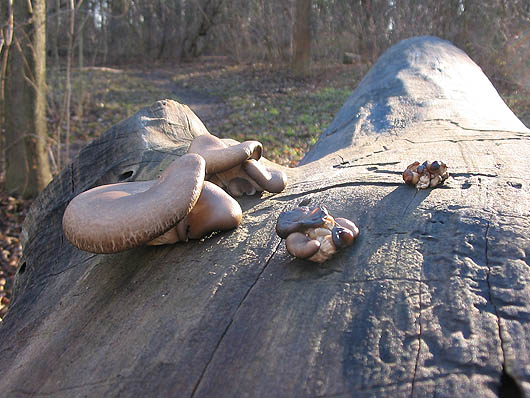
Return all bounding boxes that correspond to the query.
[134,68,231,132]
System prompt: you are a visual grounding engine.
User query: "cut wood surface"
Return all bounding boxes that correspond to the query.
[0,36,529,397]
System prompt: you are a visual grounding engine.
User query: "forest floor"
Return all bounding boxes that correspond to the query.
[1,57,529,320]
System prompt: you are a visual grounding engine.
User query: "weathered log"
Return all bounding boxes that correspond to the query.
[1,36,529,397]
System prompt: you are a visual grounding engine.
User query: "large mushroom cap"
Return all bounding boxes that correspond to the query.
[188,134,262,174]
[62,153,206,253]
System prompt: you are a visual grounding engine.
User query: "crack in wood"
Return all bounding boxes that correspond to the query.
[401,189,418,217]
[332,161,401,169]
[424,119,529,135]
[484,220,507,368]
[69,164,75,193]
[451,172,498,178]
[190,230,284,397]
[410,278,423,398]
[401,136,528,145]
[274,181,401,202]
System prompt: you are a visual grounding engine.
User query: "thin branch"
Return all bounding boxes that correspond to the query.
[26,0,33,15]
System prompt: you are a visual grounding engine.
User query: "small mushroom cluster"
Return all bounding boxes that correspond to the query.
[275,206,360,263]
[402,160,449,189]
[62,133,287,254]
[188,135,287,197]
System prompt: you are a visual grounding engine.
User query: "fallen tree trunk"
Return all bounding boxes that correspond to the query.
[0,36,529,397]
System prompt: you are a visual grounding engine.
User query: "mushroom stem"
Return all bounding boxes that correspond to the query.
[182,181,243,240]
[147,181,242,244]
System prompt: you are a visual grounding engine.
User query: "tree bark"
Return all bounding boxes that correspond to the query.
[181,0,224,59]
[4,0,52,198]
[0,37,529,397]
[292,0,312,77]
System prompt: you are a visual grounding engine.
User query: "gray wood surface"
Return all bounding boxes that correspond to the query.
[0,36,528,397]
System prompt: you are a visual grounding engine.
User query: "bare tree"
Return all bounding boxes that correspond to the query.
[181,0,225,59]
[4,0,52,198]
[0,0,14,179]
[292,0,312,76]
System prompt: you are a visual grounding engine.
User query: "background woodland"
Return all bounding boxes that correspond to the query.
[1,0,529,196]
[0,0,528,318]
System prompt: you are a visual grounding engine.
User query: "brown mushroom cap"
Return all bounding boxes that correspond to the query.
[188,134,262,174]
[403,160,449,188]
[62,153,206,253]
[285,232,321,259]
[242,159,288,193]
[205,137,288,196]
[275,206,333,239]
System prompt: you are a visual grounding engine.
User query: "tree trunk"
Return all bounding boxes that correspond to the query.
[0,0,14,180]
[4,0,52,198]
[0,37,529,397]
[292,0,312,77]
[181,0,224,59]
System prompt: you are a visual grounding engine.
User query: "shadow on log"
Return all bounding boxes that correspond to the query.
[1,36,529,397]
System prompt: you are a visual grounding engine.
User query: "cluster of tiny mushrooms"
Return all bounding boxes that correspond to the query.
[402,160,449,189]
[62,133,448,262]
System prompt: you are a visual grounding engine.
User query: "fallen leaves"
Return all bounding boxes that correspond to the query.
[0,193,29,321]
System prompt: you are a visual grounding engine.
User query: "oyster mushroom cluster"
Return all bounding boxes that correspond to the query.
[402,160,449,189]
[188,135,287,197]
[275,206,360,263]
[62,133,287,254]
